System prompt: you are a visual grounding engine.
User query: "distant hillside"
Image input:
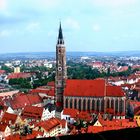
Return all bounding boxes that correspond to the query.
[0,51,140,59]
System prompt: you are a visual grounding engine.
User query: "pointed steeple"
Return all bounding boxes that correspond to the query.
[57,22,64,45]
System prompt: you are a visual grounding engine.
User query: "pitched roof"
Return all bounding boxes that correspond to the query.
[21,106,43,120]
[77,111,92,122]
[31,88,55,96]
[106,86,125,97]
[1,112,17,125]
[64,79,106,97]
[0,124,8,132]
[10,93,42,109]
[64,79,124,97]
[36,118,61,132]
[63,108,79,118]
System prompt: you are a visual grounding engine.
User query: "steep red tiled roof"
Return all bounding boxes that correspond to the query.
[31,88,55,96]
[1,112,17,125]
[10,93,42,109]
[36,118,61,132]
[21,106,43,120]
[7,72,32,79]
[106,86,124,97]
[64,79,124,97]
[77,111,92,122]
[64,79,106,97]
[0,124,8,132]
[63,108,79,118]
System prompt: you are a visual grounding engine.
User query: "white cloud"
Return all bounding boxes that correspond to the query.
[0,0,7,10]
[26,22,40,32]
[0,30,11,37]
[93,24,101,32]
[90,0,137,7]
[64,18,80,30]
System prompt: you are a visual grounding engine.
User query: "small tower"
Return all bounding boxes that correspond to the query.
[55,22,67,109]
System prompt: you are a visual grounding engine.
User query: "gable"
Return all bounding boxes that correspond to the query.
[94,120,102,127]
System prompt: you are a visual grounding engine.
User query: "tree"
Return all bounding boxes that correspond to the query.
[1,65,13,73]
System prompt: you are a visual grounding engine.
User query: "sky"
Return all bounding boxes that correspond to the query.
[0,0,140,53]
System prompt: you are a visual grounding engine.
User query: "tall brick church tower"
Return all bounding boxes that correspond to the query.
[55,23,67,109]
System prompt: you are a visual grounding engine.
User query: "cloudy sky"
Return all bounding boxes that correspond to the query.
[0,0,140,53]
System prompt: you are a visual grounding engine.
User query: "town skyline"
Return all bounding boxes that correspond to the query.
[0,0,140,53]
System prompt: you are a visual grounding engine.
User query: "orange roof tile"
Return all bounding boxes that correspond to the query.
[63,108,79,118]
[36,118,61,132]
[10,93,42,109]
[21,106,43,120]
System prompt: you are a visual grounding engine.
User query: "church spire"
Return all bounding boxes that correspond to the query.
[57,22,64,44]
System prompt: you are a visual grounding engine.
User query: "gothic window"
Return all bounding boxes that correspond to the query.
[65,98,68,108]
[92,100,94,110]
[111,99,114,109]
[115,99,118,113]
[70,99,72,108]
[74,99,77,109]
[78,99,81,111]
[101,99,104,112]
[106,99,109,108]
[119,99,123,113]
[83,99,86,111]
[87,99,90,111]
[97,99,100,112]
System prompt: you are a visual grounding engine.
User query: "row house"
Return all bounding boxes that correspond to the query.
[34,118,68,138]
[21,105,55,122]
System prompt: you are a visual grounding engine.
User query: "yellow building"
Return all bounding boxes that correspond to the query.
[14,67,20,73]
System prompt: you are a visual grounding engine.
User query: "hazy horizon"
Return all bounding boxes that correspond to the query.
[0,0,140,53]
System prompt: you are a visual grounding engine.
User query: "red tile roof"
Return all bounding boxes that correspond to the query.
[77,111,92,122]
[63,108,79,118]
[87,126,103,133]
[31,88,55,96]
[64,79,124,97]
[106,86,124,97]
[1,112,17,125]
[10,93,42,109]
[36,118,61,132]
[6,134,21,140]
[64,79,106,97]
[0,124,8,132]
[21,106,43,120]
[7,72,32,79]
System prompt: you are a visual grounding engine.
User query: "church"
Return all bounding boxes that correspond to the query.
[55,23,126,116]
